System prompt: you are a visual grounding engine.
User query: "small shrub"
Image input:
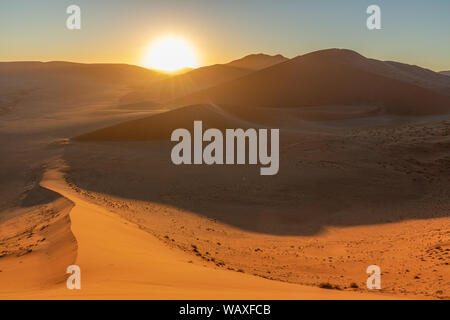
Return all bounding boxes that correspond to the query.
[350,282,359,289]
[319,282,334,289]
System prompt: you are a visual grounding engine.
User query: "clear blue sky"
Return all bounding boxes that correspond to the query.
[1,0,449,71]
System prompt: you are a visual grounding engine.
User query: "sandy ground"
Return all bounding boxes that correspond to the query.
[61,161,448,300]
[1,163,395,299]
[62,111,450,300]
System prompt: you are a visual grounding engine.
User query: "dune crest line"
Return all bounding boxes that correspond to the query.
[16,163,396,299]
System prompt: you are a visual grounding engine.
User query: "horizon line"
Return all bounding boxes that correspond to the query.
[1,48,449,73]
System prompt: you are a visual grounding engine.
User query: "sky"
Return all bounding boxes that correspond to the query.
[1,0,449,71]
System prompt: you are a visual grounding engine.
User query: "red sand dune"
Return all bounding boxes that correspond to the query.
[74,50,450,142]
[227,53,289,70]
[0,61,167,86]
[176,49,450,116]
[120,65,251,104]
[120,54,288,104]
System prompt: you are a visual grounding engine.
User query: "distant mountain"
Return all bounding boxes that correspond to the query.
[0,62,170,115]
[440,71,450,76]
[74,104,247,141]
[363,61,450,96]
[119,53,289,105]
[0,61,167,86]
[226,54,289,71]
[119,64,252,105]
[176,49,450,116]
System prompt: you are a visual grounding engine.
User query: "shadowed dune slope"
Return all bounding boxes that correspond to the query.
[380,62,450,95]
[226,53,289,70]
[440,71,450,77]
[119,53,289,105]
[1,167,399,300]
[176,49,450,115]
[0,61,167,86]
[74,104,247,141]
[120,65,252,104]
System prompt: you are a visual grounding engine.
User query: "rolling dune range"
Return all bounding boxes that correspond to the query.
[1,49,449,299]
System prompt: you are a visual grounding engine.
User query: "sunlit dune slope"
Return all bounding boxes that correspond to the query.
[176,49,450,115]
[0,167,398,300]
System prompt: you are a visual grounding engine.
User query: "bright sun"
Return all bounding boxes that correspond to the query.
[143,36,199,72]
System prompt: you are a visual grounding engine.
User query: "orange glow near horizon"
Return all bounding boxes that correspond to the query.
[142,36,200,72]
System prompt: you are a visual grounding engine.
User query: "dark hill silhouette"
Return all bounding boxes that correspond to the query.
[119,64,252,105]
[119,53,289,105]
[440,71,450,77]
[0,61,167,86]
[226,53,289,70]
[74,104,249,141]
[176,49,450,116]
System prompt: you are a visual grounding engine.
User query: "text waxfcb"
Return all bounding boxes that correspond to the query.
[178,304,271,317]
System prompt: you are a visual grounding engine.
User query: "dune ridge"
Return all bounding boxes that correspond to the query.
[119,53,288,105]
[226,53,289,70]
[0,190,77,295]
[119,65,252,105]
[74,104,253,141]
[176,49,450,116]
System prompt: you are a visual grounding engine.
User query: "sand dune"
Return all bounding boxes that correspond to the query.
[1,50,449,300]
[74,104,252,141]
[0,164,396,299]
[120,65,252,105]
[176,49,450,116]
[65,110,450,298]
[441,71,450,77]
[226,53,289,71]
[72,102,388,143]
[379,62,450,96]
[0,190,76,295]
[119,53,289,105]
[0,62,169,136]
[0,61,167,114]
[0,61,167,87]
